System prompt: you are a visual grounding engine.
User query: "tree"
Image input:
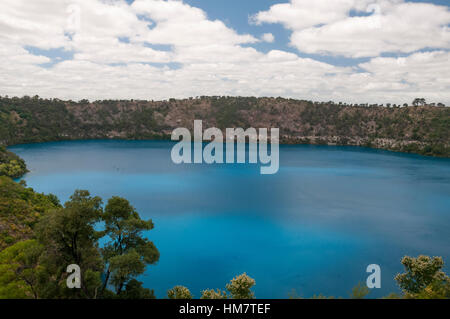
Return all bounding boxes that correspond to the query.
[37,190,103,265]
[349,282,370,299]
[413,280,450,299]
[201,289,228,299]
[0,240,44,299]
[226,273,255,299]
[412,98,426,107]
[100,196,159,296]
[0,176,59,251]
[0,147,27,179]
[108,250,145,294]
[395,255,450,298]
[35,190,104,298]
[0,180,162,299]
[167,286,193,299]
[120,279,156,299]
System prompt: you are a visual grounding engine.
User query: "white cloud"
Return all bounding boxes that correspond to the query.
[0,0,448,105]
[0,0,69,49]
[252,0,372,30]
[261,33,275,43]
[358,51,450,102]
[254,0,450,58]
[132,0,258,47]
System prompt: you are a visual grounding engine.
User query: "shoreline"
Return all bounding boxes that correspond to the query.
[7,135,450,157]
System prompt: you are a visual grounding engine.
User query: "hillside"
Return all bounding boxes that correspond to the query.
[0,146,27,179]
[0,177,59,250]
[0,96,449,159]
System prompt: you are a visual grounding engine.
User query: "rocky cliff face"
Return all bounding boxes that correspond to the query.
[1,96,449,157]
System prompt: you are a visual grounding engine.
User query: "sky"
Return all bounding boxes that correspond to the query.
[0,0,449,104]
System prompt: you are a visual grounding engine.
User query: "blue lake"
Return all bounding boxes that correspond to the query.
[9,140,450,298]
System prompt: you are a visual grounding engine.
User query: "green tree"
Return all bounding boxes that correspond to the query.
[0,147,27,179]
[100,196,159,296]
[226,273,255,299]
[201,289,228,299]
[0,179,162,300]
[167,286,193,299]
[120,279,156,299]
[395,255,450,299]
[35,190,104,298]
[0,176,60,250]
[349,282,370,299]
[0,240,44,299]
[412,279,450,299]
[412,98,426,107]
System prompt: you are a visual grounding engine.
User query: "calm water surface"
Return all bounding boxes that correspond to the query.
[10,140,450,298]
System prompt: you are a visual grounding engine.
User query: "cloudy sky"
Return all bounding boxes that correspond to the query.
[0,0,449,104]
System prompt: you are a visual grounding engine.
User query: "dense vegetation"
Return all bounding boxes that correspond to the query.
[0,177,57,250]
[1,96,449,162]
[0,177,448,299]
[0,178,159,299]
[0,146,27,179]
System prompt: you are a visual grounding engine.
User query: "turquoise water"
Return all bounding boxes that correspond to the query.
[10,140,450,298]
